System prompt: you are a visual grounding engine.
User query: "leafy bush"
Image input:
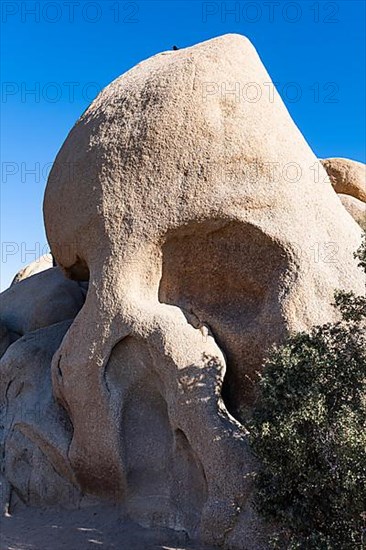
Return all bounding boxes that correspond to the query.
[249,234,366,549]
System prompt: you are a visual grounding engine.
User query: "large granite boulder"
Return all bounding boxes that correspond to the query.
[339,194,366,229]
[2,35,364,549]
[0,267,86,352]
[321,157,366,202]
[0,321,81,511]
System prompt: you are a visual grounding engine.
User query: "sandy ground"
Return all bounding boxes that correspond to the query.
[0,505,218,550]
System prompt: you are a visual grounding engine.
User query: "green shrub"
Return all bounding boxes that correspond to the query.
[249,234,366,549]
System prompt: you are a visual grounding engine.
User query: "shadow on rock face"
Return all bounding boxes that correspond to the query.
[0,267,89,514]
[2,33,365,550]
[159,219,291,417]
[0,321,80,510]
[0,267,87,356]
[105,335,208,538]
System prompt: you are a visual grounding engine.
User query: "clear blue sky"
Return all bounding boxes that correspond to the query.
[1,0,365,289]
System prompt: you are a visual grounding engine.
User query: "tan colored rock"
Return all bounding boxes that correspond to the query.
[339,194,366,230]
[321,157,366,202]
[0,267,86,340]
[43,33,364,548]
[2,34,361,549]
[11,254,53,285]
[0,321,84,509]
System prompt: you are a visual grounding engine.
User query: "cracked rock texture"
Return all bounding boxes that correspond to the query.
[1,35,365,549]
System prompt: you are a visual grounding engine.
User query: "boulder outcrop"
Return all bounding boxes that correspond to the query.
[321,157,366,202]
[339,194,366,229]
[1,35,364,549]
[0,267,86,353]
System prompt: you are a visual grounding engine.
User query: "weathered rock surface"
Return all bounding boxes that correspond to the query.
[11,254,53,285]
[1,34,364,550]
[0,267,86,349]
[321,157,366,202]
[0,321,82,510]
[339,194,366,229]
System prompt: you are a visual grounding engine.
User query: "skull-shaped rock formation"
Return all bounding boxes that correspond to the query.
[1,35,364,549]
